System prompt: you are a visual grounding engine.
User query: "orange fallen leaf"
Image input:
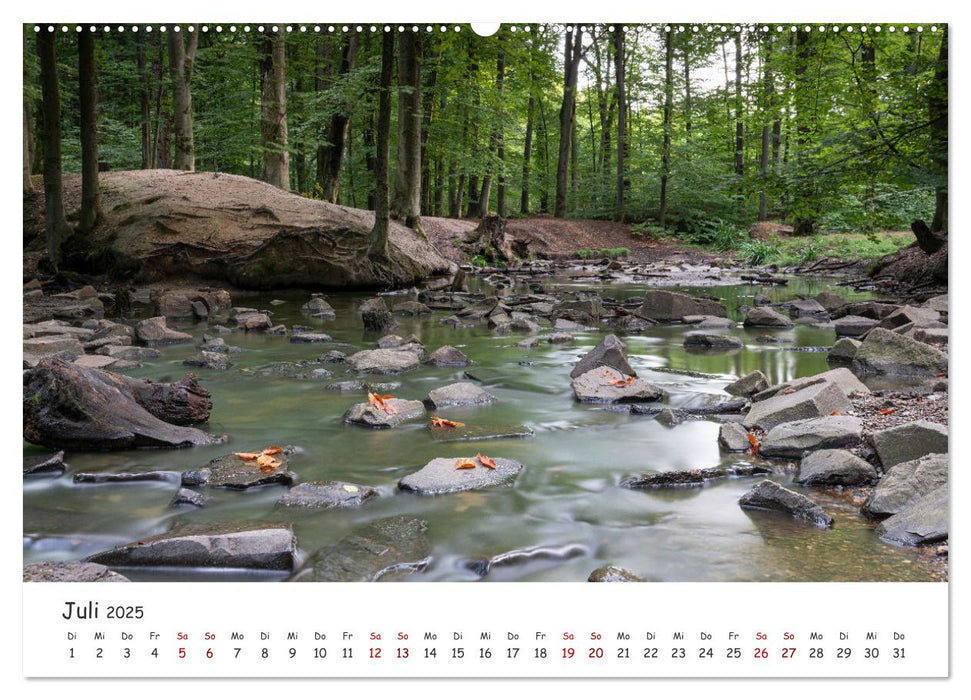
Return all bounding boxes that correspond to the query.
[234,452,261,461]
[257,454,282,472]
[368,392,398,415]
[431,416,465,429]
[879,408,896,415]
[261,446,284,456]
[782,388,797,395]
[476,453,497,469]
[455,458,477,470]
[830,410,842,416]
[609,376,635,387]
[937,373,948,378]
[747,433,761,455]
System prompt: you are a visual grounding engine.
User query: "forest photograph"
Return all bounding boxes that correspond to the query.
[23,23,949,584]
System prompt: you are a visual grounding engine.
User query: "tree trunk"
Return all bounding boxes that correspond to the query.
[929,27,948,233]
[168,28,198,171]
[23,101,35,194]
[683,40,692,142]
[520,92,535,214]
[614,26,626,222]
[136,33,152,169]
[659,30,674,228]
[420,38,440,215]
[792,29,816,236]
[260,28,290,190]
[318,36,357,201]
[151,35,167,168]
[37,30,71,269]
[78,31,101,233]
[758,35,774,222]
[368,31,395,260]
[734,32,744,177]
[495,43,507,218]
[555,26,583,217]
[391,31,423,234]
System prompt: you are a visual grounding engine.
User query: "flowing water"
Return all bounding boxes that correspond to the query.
[23,275,941,582]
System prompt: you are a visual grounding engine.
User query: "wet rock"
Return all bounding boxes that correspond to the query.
[428,423,534,442]
[923,294,948,313]
[655,408,687,426]
[24,451,66,477]
[24,359,216,450]
[743,381,852,430]
[912,327,948,346]
[783,298,829,319]
[358,297,389,315]
[743,307,793,328]
[571,334,636,379]
[398,456,524,495]
[96,345,161,361]
[362,308,397,333]
[70,354,122,371]
[623,465,771,489]
[875,485,948,546]
[639,290,727,322]
[319,350,346,363]
[377,334,405,348]
[74,471,179,484]
[425,382,498,408]
[343,398,426,428]
[182,450,296,489]
[517,337,539,349]
[301,296,336,319]
[871,420,948,469]
[135,317,193,346]
[588,565,645,582]
[814,291,846,313]
[724,370,769,398]
[23,335,85,367]
[277,481,377,509]
[876,305,940,331]
[294,367,333,380]
[393,300,432,316]
[759,415,863,459]
[863,453,948,518]
[548,332,575,344]
[25,320,96,340]
[753,368,870,402]
[572,366,664,404]
[510,318,541,333]
[835,315,880,337]
[199,335,244,354]
[153,292,195,319]
[424,345,471,367]
[326,380,399,393]
[23,294,105,324]
[170,488,208,508]
[718,423,752,452]
[290,516,430,582]
[852,328,948,376]
[462,543,589,577]
[683,332,743,350]
[795,449,878,486]
[682,314,735,328]
[553,298,603,325]
[290,331,333,344]
[183,351,232,370]
[23,561,129,582]
[87,521,296,570]
[191,300,209,319]
[738,479,834,528]
[827,338,861,364]
[346,348,421,374]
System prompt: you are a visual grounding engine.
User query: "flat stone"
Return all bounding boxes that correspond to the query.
[182,450,296,490]
[863,453,948,518]
[760,415,863,459]
[852,328,948,376]
[718,422,752,452]
[183,351,232,370]
[738,479,834,528]
[86,521,296,570]
[170,488,208,507]
[548,332,575,344]
[572,366,664,404]
[290,332,333,343]
[290,516,430,582]
[683,332,743,349]
[23,335,85,367]
[23,561,129,582]
[587,566,645,582]
[319,350,346,363]
[871,421,948,469]
[398,456,524,495]
[753,368,870,402]
[153,292,194,319]
[346,348,421,374]
[923,294,948,313]
[725,370,769,397]
[517,337,539,349]
[876,305,940,331]
[835,315,879,337]
[343,398,426,428]
[277,481,377,509]
[24,451,66,476]
[423,345,471,367]
[96,345,161,360]
[74,471,179,484]
[796,449,878,486]
[744,307,793,328]
[71,354,121,370]
[240,313,274,332]
[428,423,534,442]
[682,315,735,328]
[743,381,852,430]
[135,317,193,346]
[393,300,432,316]
[425,382,498,408]
[875,485,948,546]
[640,290,727,322]
[827,338,862,364]
[912,328,948,346]
[623,465,770,489]
[571,334,635,379]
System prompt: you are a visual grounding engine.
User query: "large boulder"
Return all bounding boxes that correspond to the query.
[425,382,498,408]
[23,359,216,450]
[639,290,727,322]
[724,370,769,398]
[152,292,195,319]
[572,366,664,404]
[134,317,193,346]
[743,381,852,430]
[290,517,431,582]
[346,348,421,374]
[570,334,635,379]
[875,485,948,546]
[343,398,426,428]
[738,480,834,528]
[683,332,743,350]
[87,521,296,570]
[870,421,948,469]
[744,307,793,328]
[398,456,524,495]
[759,416,863,458]
[862,453,948,518]
[795,449,878,486]
[852,328,948,376]
[835,315,880,337]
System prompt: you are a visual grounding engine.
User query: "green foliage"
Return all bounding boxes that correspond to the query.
[739,239,780,266]
[470,254,489,267]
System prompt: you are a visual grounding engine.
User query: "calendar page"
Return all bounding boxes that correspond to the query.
[18,0,955,690]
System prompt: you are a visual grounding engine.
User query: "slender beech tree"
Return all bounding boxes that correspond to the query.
[37,29,70,269]
[368,30,395,261]
[658,29,674,228]
[479,39,506,217]
[614,26,626,222]
[792,28,816,236]
[23,31,35,195]
[168,27,198,171]
[317,35,357,201]
[391,31,423,233]
[260,27,290,190]
[929,26,948,233]
[734,31,744,177]
[78,30,101,233]
[555,25,583,217]
[758,34,774,222]
[136,32,151,169]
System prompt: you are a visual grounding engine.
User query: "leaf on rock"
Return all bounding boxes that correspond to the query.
[455,458,477,470]
[431,415,465,429]
[879,408,896,415]
[234,452,261,461]
[476,453,497,469]
[257,454,282,472]
[747,432,761,455]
